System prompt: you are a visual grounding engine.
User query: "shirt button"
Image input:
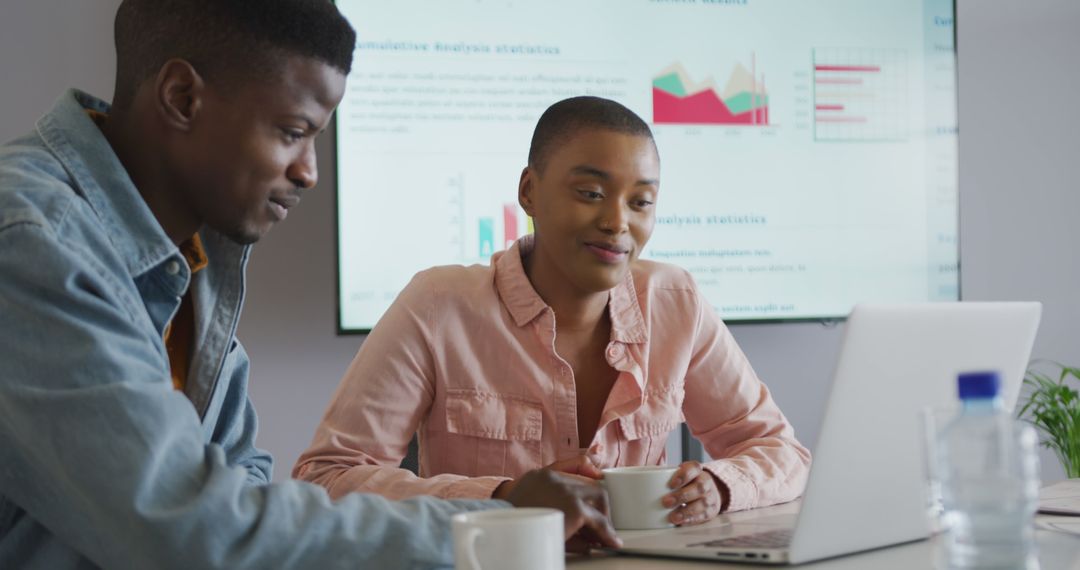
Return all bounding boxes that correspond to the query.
[165,260,181,275]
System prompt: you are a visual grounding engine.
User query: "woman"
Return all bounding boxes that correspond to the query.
[294,97,811,526]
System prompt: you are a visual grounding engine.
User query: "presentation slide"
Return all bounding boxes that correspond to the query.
[335,0,959,332]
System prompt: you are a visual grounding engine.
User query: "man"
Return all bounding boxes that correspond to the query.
[0,1,617,568]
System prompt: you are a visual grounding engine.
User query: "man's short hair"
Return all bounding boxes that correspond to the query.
[112,0,356,109]
[527,96,655,173]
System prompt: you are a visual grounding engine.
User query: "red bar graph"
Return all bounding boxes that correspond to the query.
[503,204,518,249]
[813,48,906,141]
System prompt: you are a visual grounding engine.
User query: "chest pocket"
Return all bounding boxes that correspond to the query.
[444,390,543,478]
[618,389,685,464]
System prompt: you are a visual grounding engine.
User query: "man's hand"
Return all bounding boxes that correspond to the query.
[661,461,727,526]
[503,468,621,549]
[492,455,602,500]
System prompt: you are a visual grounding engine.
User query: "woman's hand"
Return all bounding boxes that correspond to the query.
[661,461,727,525]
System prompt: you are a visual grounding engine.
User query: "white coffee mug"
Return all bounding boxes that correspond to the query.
[601,465,679,530]
[451,508,564,570]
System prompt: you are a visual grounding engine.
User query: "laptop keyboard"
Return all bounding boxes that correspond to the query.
[691,528,793,549]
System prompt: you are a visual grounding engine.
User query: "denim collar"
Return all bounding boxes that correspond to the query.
[35,89,178,278]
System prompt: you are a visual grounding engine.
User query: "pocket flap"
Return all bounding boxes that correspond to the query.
[618,389,684,440]
[446,390,543,441]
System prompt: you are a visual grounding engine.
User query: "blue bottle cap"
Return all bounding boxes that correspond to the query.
[957,371,1001,400]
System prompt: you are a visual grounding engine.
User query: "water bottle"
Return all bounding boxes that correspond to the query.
[936,371,1040,570]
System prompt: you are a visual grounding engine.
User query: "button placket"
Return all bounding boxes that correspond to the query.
[557,358,577,449]
[541,310,580,450]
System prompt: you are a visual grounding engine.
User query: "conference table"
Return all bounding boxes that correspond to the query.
[567,501,1080,569]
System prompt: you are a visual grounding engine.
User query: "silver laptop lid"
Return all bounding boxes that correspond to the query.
[788,302,1041,564]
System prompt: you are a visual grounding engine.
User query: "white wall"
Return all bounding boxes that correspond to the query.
[955,0,1080,479]
[0,1,117,139]
[2,0,1077,483]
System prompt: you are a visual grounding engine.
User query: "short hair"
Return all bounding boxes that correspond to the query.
[112,0,356,109]
[527,96,655,173]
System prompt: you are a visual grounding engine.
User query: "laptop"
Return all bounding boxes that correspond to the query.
[614,302,1042,565]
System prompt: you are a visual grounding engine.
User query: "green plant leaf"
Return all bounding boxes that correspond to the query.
[1020,360,1080,478]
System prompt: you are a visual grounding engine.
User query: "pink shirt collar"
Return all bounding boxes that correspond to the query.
[492,235,648,344]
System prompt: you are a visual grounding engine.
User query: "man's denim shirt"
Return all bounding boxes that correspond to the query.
[0,90,502,569]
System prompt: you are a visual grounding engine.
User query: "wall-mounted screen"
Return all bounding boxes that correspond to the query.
[335,0,959,333]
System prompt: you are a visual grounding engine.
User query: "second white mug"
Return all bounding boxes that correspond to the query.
[451,507,564,570]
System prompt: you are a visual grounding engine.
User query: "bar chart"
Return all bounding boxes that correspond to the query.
[448,172,531,262]
[813,48,908,141]
[476,203,527,258]
[480,204,529,257]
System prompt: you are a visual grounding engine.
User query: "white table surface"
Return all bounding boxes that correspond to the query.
[567,502,1080,569]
